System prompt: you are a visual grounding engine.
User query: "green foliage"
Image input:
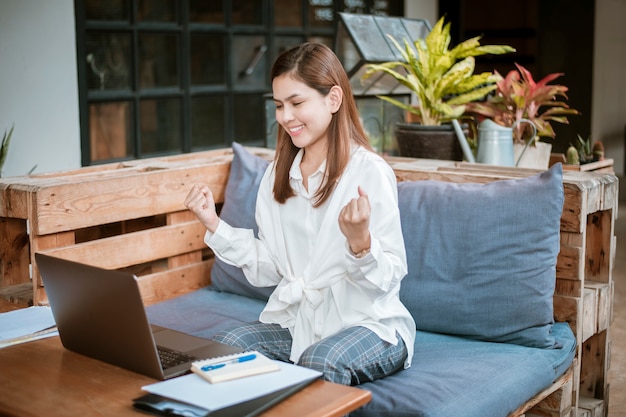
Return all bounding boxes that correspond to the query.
[566,135,604,165]
[466,63,579,144]
[363,16,515,126]
[0,125,14,177]
[575,135,593,163]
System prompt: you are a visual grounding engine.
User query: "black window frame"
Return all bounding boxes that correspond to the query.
[75,0,403,166]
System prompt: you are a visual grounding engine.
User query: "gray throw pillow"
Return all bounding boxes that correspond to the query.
[397,163,564,348]
[209,142,274,300]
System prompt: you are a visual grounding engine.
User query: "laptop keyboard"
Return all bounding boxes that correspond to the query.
[157,346,196,369]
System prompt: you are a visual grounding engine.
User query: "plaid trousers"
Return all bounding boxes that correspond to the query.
[213,322,407,385]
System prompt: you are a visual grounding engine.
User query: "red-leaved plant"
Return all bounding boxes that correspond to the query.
[466,63,579,145]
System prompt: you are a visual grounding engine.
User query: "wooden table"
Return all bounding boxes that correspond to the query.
[0,337,371,417]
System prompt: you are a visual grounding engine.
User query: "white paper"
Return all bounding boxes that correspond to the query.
[0,306,58,348]
[142,360,322,411]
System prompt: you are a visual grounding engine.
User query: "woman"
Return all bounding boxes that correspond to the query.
[184,43,415,385]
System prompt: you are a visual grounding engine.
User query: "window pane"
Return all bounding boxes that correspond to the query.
[139,33,179,89]
[137,0,177,22]
[86,0,130,21]
[189,0,224,23]
[232,0,264,25]
[275,0,302,27]
[273,36,304,58]
[233,36,268,90]
[234,94,265,145]
[341,0,367,14]
[86,32,132,91]
[264,94,279,149]
[89,102,133,161]
[191,96,226,149]
[307,36,333,48]
[190,33,225,85]
[140,98,181,154]
[309,0,334,28]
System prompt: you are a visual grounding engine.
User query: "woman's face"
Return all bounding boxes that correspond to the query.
[272,74,339,151]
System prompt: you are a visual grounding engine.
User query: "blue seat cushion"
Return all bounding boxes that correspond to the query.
[147,289,576,417]
[146,286,267,339]
[353,323,575,417]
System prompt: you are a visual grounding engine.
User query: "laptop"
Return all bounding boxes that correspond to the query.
[35,253,242,380]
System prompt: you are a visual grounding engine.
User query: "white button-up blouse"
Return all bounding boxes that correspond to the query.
[205,146,415,367]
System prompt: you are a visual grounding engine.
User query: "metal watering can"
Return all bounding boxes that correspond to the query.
[475,119,537,167]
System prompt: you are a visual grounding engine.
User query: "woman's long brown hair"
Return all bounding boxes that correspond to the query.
[270,42,372,207]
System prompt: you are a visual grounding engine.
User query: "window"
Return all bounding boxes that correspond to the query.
[75,0,403,165]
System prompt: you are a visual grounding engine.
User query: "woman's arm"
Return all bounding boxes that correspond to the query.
[340,154,408,297]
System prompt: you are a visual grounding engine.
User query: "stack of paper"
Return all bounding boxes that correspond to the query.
[0,306,58,348]
[137,360,322,416]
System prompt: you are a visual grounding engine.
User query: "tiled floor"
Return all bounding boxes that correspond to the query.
[608,199,625,416]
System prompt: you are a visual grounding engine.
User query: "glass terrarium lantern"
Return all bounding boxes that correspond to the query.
[335,12,430,96]
[335,13,431,155]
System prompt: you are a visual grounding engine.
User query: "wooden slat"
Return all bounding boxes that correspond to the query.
[579,331,608,399]
[31,230,76,306]
[582,288,597,342]
[509,367,574,417]
[585,210,613,283]
[29,163,230,235]
[555,278,582,299]
[0,218,30,287]
[556,245,584,282]
[167,211,204,269]
[560,183,585,233]
[554,295,581,337]
[138,260,213,305]
[584,281,612,333]
[38,220,207,270]
[0,147,275,220]
[560,230,584,248]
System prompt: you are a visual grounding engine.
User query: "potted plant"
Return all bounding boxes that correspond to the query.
[362,16,515,160]
[565,135,604,165]
[1,125,14,178]
[466,63,579,168]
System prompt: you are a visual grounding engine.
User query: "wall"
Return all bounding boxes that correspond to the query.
[404,0,437,27]
[0,0,80,178]
[592,0,626,177]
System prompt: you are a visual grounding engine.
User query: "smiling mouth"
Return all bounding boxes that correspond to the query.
[288,126,304,134]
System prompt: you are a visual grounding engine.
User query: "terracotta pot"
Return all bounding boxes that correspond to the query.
[395,122,466,161]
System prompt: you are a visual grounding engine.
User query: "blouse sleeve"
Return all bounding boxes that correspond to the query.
[342,154,408,297]
[204,166,282,288]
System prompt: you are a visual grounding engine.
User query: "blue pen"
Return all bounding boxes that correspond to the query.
[201,353,257,371]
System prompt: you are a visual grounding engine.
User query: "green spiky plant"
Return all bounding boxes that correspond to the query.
[575,135,593,164]
[362,16,515,126]
[0,125,14,178]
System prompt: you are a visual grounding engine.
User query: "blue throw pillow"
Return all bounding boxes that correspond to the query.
[397,164,564,348]
[209,142,274,300]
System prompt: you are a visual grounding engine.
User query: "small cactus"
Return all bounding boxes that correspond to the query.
[592,141,604,161]
[566,145,580,165]
[576,135,593,163]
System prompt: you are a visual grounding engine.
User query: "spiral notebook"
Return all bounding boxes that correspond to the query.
[191,350,280,383]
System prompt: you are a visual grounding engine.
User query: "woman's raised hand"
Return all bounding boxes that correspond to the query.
[184,184,220,233]
[338,186,371,255]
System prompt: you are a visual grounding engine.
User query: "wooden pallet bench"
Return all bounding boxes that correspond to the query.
[0,149,617,417]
